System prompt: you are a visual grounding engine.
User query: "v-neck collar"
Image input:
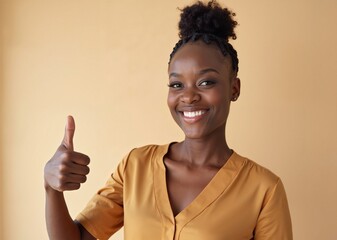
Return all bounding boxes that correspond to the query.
[153,143,246,227]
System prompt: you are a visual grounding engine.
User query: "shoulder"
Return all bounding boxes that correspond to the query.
[127,143,169,159]
[120,143,170,169]
[233,152,289,208]
[234,152,281,189]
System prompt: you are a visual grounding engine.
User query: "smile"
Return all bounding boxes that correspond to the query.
[183,110,207,118]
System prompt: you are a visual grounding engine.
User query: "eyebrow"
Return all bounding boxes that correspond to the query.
[169,68,220,78]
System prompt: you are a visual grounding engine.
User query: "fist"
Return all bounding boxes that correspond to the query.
[44,116,90,192]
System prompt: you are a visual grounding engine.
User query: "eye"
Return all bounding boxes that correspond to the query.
[199,80,216,87]
[168,82,183,89]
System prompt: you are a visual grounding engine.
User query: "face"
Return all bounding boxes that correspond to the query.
[167,41,240,139]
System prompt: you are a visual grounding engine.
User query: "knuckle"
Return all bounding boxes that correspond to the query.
[60,151,71,161]
[55,182,63,191]
[58,164,68,173]
[58,174,66,183]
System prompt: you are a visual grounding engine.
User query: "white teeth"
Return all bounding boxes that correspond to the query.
[183,110,206,118]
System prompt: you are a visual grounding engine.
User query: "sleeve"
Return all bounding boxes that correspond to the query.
[254,178,293,240]
[75,152,130,240]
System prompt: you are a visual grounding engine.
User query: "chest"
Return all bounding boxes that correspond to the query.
[164,159,220,216]
[122,149,258,239]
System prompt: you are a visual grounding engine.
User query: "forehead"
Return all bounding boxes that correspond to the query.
[168,41,231,75]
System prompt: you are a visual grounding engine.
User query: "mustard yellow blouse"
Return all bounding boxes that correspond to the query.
[76,144,292,240]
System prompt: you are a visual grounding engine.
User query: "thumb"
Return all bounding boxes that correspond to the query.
[62,115,75,151]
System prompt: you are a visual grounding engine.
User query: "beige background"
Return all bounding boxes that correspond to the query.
[1,0,337,239]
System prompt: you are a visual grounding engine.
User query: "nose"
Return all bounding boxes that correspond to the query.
[180,87,201,104]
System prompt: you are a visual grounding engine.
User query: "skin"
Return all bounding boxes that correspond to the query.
[44,116,95,240]
[165,40,240,216]
[44,40,240,238]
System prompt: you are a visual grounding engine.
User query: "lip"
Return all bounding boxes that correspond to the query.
[178,109,209,124]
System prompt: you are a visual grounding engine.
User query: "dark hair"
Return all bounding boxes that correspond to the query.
[169,0,239,73]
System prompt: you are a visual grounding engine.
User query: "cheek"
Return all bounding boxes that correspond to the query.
[204,89,231,116]
[167,93,182,125]
[204,89,227,106]
[167,92,177,112]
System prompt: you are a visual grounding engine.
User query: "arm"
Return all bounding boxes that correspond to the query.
[44,116,95,240]
[254,179,293,240]
[44,187,81,239]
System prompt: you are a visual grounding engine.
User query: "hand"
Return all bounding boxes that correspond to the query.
[44,116,90,192]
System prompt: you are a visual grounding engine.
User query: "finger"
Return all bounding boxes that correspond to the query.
[66,173,88,184]
[62,115,75,151]
[62,182,81,191]
[68,162,90,175]
[70,152,90,166]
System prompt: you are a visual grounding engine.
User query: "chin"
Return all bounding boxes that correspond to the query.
[180,122,226,140]
[181,127,209,140]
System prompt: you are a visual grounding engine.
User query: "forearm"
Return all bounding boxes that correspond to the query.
[45,186,81,240]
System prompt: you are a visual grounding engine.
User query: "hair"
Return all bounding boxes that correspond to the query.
[169,0,239,73]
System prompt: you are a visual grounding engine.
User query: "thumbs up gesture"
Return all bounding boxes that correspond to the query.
[44,116,90,192]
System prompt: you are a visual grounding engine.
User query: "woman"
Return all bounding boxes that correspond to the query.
[44,1,292,239]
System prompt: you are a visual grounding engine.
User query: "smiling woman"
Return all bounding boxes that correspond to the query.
[44,1,292,240]
[167,42,239,140]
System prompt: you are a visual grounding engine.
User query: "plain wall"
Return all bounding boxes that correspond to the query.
[0,1,3,237]
[1,0,337,239]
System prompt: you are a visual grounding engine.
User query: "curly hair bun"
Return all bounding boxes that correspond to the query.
[178,0,237,42]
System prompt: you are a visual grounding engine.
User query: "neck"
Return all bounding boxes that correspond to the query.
[176,127,232,167]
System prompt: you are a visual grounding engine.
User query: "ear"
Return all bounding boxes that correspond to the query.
[231,77,241,101]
